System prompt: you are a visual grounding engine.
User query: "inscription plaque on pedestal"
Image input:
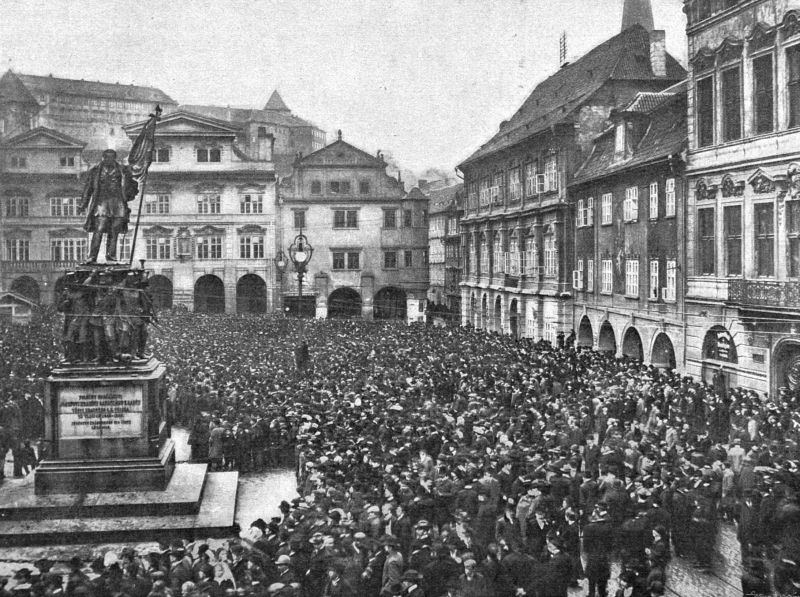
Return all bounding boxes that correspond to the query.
[58,386,143,439]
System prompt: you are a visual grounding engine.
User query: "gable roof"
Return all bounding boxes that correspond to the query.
[14,72,175,104]
[0,71,39,106]
[0,126,86,148]
[459,25,685,168]
[123,110,240,138]
[427,183,464,214]
[264,90,290,112]
[0,292,38,308]
[180,104,315,129]
[571,88,687,185]
[297,138,386,168]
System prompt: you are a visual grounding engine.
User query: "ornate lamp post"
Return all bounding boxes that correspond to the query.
[288,230,313,317]
[274,249,288,315]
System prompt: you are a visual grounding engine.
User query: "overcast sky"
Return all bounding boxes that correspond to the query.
[1,0,687,175]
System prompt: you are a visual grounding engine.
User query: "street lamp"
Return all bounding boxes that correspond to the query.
[288,231,314,317]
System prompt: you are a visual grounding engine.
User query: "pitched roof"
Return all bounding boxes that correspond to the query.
[264,90,290,112]
[571,89,687,185]
[297,138,386,168]
[0,71,39,106]
[14,72,175,104]
[427,183,463,214]
[404,187,428,201]
[459,25,685,168]
[180,104,315,129]
[0,126,86,148]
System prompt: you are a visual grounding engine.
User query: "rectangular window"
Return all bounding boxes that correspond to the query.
[59,156,75,167]
[50,238,87,262]
[5,196,29,217]
[545,157,558,192]
[209,148,221,162]
[649,182,659,220]
[240,194,263,214]
[697,75,715,147]
[329,181,351,194]
[359,181,370,194]
[665,178,676,217]
[118,235,131,262]
[155,148,170,163]
[5,239,29,261]
[50,196,83,217]
[333,210,358,228]
[508,167,522,201]
[332,252,346,270]
[145,194,170,215]
[698,208,716,275]
[624,186,639,222]
[755,202,775,277]
[347,251,360,270]
[753,53,774,134]
[788,201,800,277]
[587,259,594,292]
[468,182,478,209]
[197,194,221,214]
[383,209,397,229]
[239,236,264,259]
[577,199,584,227]
[788,45,800,128]
[625,259,640,297]
[601,259,613,294]
[601,193,613,225]
[724,205,742,276]
[666,260,677,301]
[10,156,27,168]
[491,172,503,204]
[544,237,557,277]
[575,259,584,290]
[721,67,742,142]
[403,209,413,228]
[311,180,322,195]
[197,236,223,260]
[384,251,398,269]
[293,210,306,229]
[404,250,413,268]
[650,259,659,300]
[146,237,171,260]
[587,197,594,226]
[479,178,490,206]
[197,149,208,162]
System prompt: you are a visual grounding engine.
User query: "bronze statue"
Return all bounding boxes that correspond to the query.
[81,149,139,264]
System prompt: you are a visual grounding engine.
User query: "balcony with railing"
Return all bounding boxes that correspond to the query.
[0,260,81,273]
[728,279,800,310]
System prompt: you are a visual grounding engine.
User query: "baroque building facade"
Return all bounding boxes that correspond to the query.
[277,133,429,321]
[458,16,685,341]
[570,86,688,369]
[684,0,800,395]
[426,181,464,318]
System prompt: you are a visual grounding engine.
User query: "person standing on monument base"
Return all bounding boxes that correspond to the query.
[81,149,139,264]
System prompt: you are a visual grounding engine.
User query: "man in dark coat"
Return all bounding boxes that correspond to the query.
[583,510,614,597]
[81,149,138,263]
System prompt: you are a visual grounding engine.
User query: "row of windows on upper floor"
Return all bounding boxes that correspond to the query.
[4,148,220,170]
[695,199,800,278]
[41,95,153,111]
[308,180,372,196]
[465,156,559,210]
[571,257,678,302]
[575,179,678,227]
[290,208,427,230]
[5,155,76,169]
[3,194,269,217]
[694,35,800,148]
[685,0,742,26]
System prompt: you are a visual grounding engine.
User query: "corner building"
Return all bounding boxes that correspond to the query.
[277,133,429,320]
[458,19,685,341]
[684,0,800,395]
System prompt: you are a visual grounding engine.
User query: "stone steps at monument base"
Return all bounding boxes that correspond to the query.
[0,470,239,547]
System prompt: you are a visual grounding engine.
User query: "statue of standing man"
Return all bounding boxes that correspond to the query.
[81,149,139,264]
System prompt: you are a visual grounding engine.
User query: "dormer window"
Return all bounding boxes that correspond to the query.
[614,122,626,157]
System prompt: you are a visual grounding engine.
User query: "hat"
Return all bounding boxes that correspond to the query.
[401,569,423,582]
[381,535,401,547]
[463,558,477,567]
[276,555,291,565]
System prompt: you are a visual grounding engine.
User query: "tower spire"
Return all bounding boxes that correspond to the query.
[621,0,654,32]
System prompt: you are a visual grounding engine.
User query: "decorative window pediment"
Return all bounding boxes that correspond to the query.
[748,169,777,194]
[721,175,745,198]
[194,225,225,236]
[143,225,173,236]
[695,179,718,201]
[716,38,743,64]
[148,183,173,194]
[237,184,267,192]
[783,10,800,40]
[194,183,224,194]
[691,48,716,72]
[237,224,265,234]
[5,228,32,238]
[49,227,86,238]
[748,23,776,52]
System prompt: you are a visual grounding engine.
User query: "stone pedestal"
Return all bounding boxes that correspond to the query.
[36,358,174,494]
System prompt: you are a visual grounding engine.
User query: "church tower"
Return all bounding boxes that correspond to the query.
[621,0,654,31]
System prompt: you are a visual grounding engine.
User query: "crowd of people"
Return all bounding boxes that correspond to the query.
[3,311,800,596]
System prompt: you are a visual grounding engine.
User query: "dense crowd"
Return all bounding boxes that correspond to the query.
[3,312,800,596]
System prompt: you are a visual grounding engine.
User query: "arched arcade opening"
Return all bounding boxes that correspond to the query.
[622,327,644,361]
[236,274,267,314]
[194,275,225,314]
[328,287,362,318]
[651,333,676,370]
[598,321,616,354]
[577,316,593,348]
[10,276,40,304]
[374,286,407,320]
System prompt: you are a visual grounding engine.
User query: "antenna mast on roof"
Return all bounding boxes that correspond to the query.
[559,31,568,67]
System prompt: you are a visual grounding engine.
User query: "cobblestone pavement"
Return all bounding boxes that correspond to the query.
[2,429,743,595]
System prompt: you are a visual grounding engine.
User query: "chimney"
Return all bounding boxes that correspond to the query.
[650,30,667,77]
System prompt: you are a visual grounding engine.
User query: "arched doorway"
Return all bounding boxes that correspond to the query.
[481,295,488,329]
[148,275,173,310]
[494,296,502,333]
[651,333,676,370]
[774,341,800,396]
[328,287,362,318]
[578,316,593,348]
[622,327,644,361]
[374,286,407,319]
[194,275,225,314]
[702,326,738,385]
[509,299,519,338]
[10,276,40,303]
[598,321,616,354]
[236,274,266,314]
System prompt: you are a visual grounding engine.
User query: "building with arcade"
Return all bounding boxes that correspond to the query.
[683,0,800,395]
[276,132,429,320]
